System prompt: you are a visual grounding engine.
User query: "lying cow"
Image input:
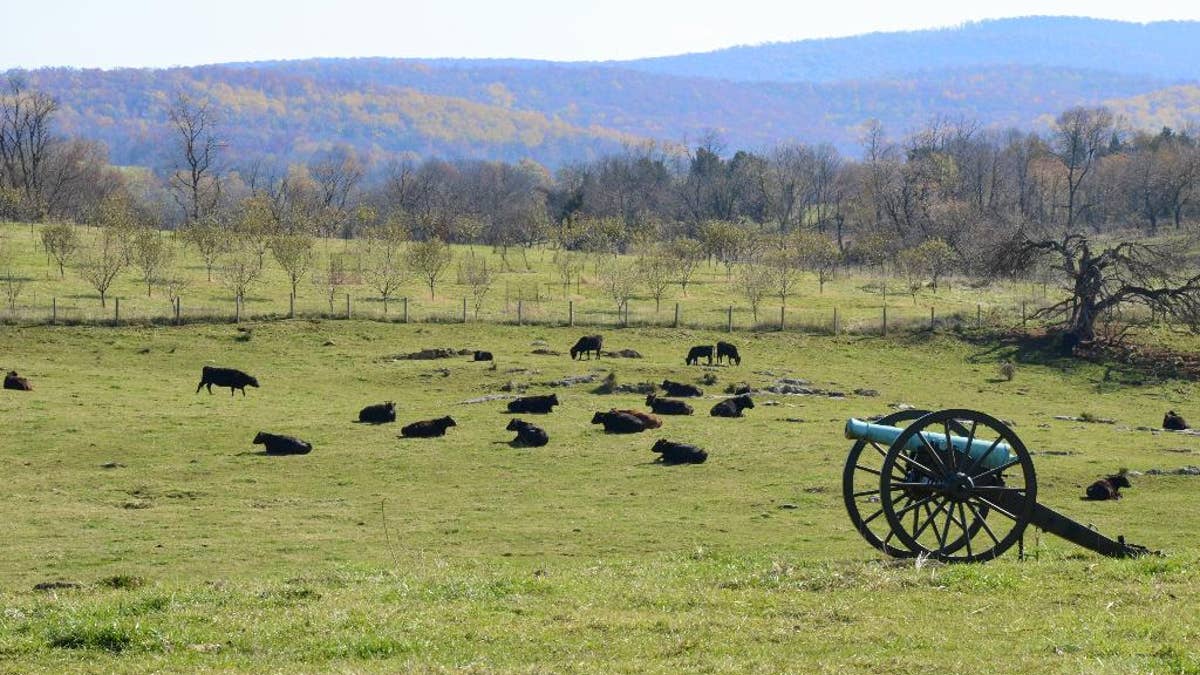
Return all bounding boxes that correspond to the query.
[661,380,703,397]
[710,394,754,418]
[645,394,693,416]
[612,409,662,429]
[1164,410,1189,431]
[507,394,560,414]
[716,341,741,366]
[1085,473,1132,501]
[473,351,494,362]
[359,401,396,424]
[570,335,603,360]
[196,366,259,396]
[4,370,32,391]
[591,410,646,434]
[253,431,312,455]
[685,345,713,366]
[652,439,708,465]
[506,419,549,447]
[401,416,457,438]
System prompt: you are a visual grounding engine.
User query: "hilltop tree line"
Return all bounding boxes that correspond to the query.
[5,77,1200,342]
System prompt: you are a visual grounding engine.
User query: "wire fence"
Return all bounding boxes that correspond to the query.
[0,291,1073,336]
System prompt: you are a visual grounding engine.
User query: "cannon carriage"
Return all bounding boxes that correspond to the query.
[842,409,1153,562]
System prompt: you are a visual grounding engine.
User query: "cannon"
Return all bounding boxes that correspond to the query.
[841,409,1154,562]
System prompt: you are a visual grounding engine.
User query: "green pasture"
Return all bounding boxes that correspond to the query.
[0,222,1056,332]
[1,319,1199,672]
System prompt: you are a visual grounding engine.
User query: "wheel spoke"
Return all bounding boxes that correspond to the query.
[957,502,973,558]
[870,441,888,459]
[917,433,949,476]
[854,464,884,477]
[970,495,1020,521]
[911,498,948,541]
[943,422,958,472]
[897,452,938,479]
[935,502,954,550]
[971,456,1022,483]
[963,436,1007,476]
[965,500,1000,548]
[891,494,937,521]
[972,485,1027,493]
[852,488,880,498]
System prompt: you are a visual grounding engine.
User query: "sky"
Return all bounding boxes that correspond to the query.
[2,0,1200,70]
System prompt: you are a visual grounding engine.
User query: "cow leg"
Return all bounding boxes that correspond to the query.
[207,383,213,394]
[196,381,204,394]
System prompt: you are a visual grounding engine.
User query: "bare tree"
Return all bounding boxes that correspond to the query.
[168,93,222,223]
[765,244,801,309]
[313,253,350,314]
[0,77,59,219]
[270,232,315,304]
[181,217,229,282]
[637,248,678,312]
[0,235,23,311]
[219,248,263,309]
[458,250,494,318]
[668,237,704,296]
[736,258,772,324]
[793,231,840,293]
[130,226,173,297]
[407,237,453,299]
[40,221,79,277]
[552,249,583,298]
[364,219,408,314]
[596,256,637,315]
[77,220,129,308]
[1053,107,1114,229]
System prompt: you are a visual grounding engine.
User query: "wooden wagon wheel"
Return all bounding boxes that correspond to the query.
[879,409,1037,563]
[842,410,984,558]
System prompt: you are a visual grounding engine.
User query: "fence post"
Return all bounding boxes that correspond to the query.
[673,302,680,328]
[882,305,888,337]
[833,307,839,336]
[235,296,241,324]
[115,297,120,323]
[976,304,982,329]
[930,306,935,332]
[624,301,630,327]
[175,297,181,324]
[345,293,351,319]
[568,300,574,327]
[462,297,468,323]
[1022,301,1027,328]
[727,306,733,333]
[51,297,56,325]
[289,292,295,319]
[402,297,408,323]
[517,299,523,326]
[779,305,785,331]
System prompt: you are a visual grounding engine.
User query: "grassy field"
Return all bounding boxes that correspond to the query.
[2,319,1199,672]
[0,222,1056,332]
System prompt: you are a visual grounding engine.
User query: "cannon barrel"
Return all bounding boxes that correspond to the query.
[844,417,1014,472]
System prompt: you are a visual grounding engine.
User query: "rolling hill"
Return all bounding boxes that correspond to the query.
[7,16,1200,168]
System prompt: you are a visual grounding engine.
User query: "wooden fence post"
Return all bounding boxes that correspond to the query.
[568,300,574,327]
[779,305,785,331]
[833,307,839,335]
[402,297,408,323]
[673,302,680,328]
[346,293,352,319]
[930,306,935,331]
[977,304,982,329]
[1022,301,1027,328]
[51,297,56,325]
[462,297,468,323]
[882,305,888,337]
[289,292,295,319]
[235,296,241,324]
[727,306,733,333]
[175,297,181,324]
[115,297,120,323]
[517,299,523,326]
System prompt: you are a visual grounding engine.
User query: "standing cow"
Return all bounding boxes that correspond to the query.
[570,335,603,360]
[716,341,741,366]
[196,366,259,396]
[685,345,714,366]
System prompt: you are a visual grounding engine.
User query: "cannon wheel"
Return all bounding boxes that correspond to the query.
[879,409,1037,563]
[842,410,984,558]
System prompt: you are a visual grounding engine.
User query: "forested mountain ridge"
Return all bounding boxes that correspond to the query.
[5,16,1199,168]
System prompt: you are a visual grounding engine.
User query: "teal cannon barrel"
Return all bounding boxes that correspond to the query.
[844,417,1013,472]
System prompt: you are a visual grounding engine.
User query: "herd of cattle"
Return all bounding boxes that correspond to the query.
[180,336,753,463]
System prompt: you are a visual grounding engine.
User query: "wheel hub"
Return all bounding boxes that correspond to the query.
[941,472,975,501]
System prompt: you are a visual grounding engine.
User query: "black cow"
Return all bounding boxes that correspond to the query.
[661,380,703,397]
[507,394,560,414]
[570,335,603,360]
[612,409,662,429]
[645,394,693,416]
[685,345,714,366]
[473,351,494,362]
[506,419,549,447]
[1164,410,1189,431]
[196,366,259,396]
[4,370,32,391]
[401,416,458,438]
[359,401,396,424]
[1085,473,1132,501]
[591,411,646,433]
[716,341,741,366]
[253,431,312,455]
[652,439,708,465]
[710,394,754,418]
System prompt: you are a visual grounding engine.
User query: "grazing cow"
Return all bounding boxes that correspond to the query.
[645,394,693,416]
[1164,410,1189,431]
[506,419,549,447]
[685,345,714,366]
[507,394,560,414]
[473,351,494,362]
[196,366,259,396]
[661,380,703,397]
[591,411,647,434]
[613,409,662,429]
[570,335,603,360]
[652,439,708,465]
[1085,473,1132,501]
[253,431,312,455]
[716,341,741,366]
[359,401,396,424]
[4,371,32,391]
[401,416,458,438]
[710,394,755,418]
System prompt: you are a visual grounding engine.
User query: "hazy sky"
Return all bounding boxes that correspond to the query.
[2,0,1199,69]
